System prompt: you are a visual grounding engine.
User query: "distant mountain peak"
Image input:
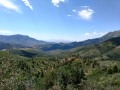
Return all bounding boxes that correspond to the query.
[0,34,48,47]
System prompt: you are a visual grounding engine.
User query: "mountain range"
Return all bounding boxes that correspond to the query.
[0,30,120,51]
[1,30,120,90]
[40,30,120,51]
[0,34,48,47]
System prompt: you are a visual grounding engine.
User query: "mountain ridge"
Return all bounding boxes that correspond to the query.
[40,30,120,51]
[0,34,48,47]
[0,30,120,51]
[68,36,120,60]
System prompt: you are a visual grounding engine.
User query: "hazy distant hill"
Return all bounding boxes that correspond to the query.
[0,34,48,47]
[0,30,120,50]
[40,30,120,51]
[39,38,100,51]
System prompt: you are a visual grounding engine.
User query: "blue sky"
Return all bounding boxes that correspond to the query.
[0,0,120,42]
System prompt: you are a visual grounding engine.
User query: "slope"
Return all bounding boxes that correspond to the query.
[40,30,120,51]
[69,37,120,60]
[0,34,47,47]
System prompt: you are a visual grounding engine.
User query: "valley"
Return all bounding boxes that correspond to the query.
[0,30,120,90]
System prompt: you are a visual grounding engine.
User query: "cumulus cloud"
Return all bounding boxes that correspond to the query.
[22,0,33,10]
[78,8,94,20]
[0,0,21,13]
[71,7,94,20]
[52,0,65,7]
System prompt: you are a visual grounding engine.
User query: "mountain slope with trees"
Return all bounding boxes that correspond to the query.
[0,30,120,90]
[68,37,120,61]
[40,30,120,51]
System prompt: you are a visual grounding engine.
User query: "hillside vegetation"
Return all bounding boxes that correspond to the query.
[0,50,120,90]
[0,37,120,90]
[0,31,120,90]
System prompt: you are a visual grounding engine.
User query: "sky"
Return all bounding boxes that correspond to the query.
[0,0,120,42]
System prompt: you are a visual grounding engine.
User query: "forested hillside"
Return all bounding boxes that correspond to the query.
[0,36,120,90]
[67,37,120,61]
[1,0,120,89]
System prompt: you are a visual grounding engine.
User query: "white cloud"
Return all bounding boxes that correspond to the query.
[0,30,13,35]
[52,0,65,7]
[78,8,94,20]
[71,31,107,41]
[67,14,71,16]
[22,0,33,10]
[84,31,107,37]
[85,33,91,36]
[0,0,21,13]
[72,9,77,13]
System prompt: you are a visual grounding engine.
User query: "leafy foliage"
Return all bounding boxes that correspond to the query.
[0,36,120,90]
